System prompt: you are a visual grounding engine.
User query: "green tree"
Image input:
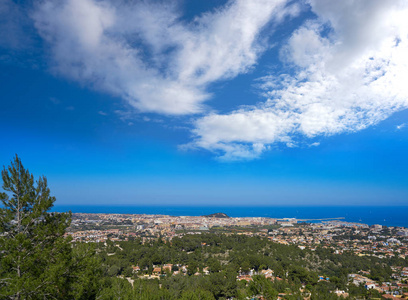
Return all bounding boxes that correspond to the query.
[249,275,278,299]
[180,289,215,300]
[69,243,102,299]
[0,155,96,299]
[207,257,221,273]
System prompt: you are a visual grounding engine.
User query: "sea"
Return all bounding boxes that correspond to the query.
[52,205,408,228]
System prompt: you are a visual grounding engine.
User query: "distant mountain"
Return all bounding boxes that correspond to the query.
[203,212,230,218]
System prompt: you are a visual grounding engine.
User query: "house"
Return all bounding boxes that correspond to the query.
[382,295,399,299]
[237,275,252,282]
[180,265,188,273]
[132,265,140,273]
[348,273,371,286]
[163,264,173,272]
[261,269,274,279]
[334,290,349,298]
[365,282,376,290]
[359,270,370,276]
[318,275,329,281]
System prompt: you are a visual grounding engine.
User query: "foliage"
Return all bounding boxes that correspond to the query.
[0,155,99,299]
[94,232,407,299]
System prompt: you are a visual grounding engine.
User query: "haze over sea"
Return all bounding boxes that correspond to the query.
[53,205,408,228]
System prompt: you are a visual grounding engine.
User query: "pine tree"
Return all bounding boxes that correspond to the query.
[0,155,73,299]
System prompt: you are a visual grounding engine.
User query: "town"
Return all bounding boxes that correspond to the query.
[66,212,408,299]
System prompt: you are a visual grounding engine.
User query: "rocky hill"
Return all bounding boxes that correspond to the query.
[203,212,230,218]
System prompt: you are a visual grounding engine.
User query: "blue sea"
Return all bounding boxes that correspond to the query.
[52,205,408,228]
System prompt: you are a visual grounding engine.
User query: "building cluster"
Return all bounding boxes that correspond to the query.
[66,213,408,298]
[348,269,408,298]
[67,213,408,260]
[67,213,279,242]
[268,222,408,260]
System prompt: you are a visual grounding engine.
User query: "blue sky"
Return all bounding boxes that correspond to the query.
[1,0,408,206]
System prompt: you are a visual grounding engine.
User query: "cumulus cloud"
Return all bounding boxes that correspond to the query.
[192,0,408,160]
[32,0,294,115]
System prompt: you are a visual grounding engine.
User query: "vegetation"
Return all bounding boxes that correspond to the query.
[1,156,407,299]
[202,213,230,218]
[93,233,407,299]
[0,156,99,299]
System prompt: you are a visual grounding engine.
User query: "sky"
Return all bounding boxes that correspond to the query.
[1,0,408,207]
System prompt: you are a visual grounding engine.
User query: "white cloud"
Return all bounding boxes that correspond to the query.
[32,0,294,115]
[192,0,408,160]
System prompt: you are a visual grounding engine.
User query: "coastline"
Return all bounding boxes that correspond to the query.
[52,205,408,228]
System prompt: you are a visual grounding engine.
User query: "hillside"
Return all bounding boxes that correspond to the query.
[203,212,230,218]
